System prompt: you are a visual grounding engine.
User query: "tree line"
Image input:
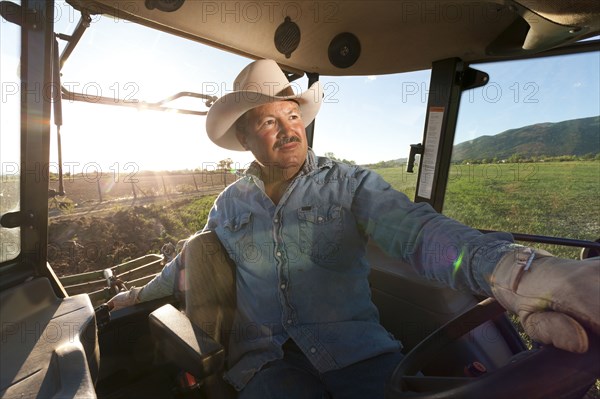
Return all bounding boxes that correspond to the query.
[456,152,600,165]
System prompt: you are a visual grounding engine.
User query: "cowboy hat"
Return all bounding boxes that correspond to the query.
[206,59,323,151]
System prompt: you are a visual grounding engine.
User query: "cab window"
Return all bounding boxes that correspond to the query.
[315,70,432,201]
[444,52,600,258]
[0,1,21,264]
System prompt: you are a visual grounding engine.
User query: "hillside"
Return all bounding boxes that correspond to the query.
[452,116,599,162]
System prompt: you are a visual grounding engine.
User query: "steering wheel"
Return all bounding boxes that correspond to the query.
[386,298,600,399]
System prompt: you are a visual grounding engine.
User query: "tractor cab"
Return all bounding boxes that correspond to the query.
[1,1,599,398]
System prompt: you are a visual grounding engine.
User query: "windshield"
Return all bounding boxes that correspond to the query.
[40,2,427,293]
[0,0,21,264]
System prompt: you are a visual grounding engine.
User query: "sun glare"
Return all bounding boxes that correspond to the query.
[52,99,254,175]
[51,6,256,174]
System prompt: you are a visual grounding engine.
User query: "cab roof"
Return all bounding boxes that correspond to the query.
[66,0,600,75]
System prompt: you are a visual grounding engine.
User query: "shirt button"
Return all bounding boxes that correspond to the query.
[317,216,324,222]
[274,218,279,223]
[276,251,282,257]
[310,347,317,354]
[280,283,286,290]
[287,319,293,325]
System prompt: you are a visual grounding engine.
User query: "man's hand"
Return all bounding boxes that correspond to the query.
[490,248,600,353]
[107,286,143,311]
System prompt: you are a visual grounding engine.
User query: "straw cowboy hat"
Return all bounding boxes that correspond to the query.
[206,59,323,151]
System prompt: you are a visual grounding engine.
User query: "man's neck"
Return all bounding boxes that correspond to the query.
[260,164,299,183]
[259,164,302,204]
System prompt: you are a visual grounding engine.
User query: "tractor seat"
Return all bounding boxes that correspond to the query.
[149,230,237,398]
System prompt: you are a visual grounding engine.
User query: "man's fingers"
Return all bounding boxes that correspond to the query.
[521,311,589,353]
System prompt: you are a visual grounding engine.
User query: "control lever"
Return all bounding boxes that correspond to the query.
[103,268,128,298]
[94,269,129,329]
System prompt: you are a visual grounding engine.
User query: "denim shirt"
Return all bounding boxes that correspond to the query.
[139,149,516,390]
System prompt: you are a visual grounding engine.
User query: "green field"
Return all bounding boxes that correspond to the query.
[372,161,600,259]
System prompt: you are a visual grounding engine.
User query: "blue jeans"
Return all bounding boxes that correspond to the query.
[238,341,404,399]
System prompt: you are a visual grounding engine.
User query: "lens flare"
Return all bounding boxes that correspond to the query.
[452,249,464,278]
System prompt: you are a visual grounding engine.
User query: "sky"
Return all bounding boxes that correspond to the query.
[1,1,599,174]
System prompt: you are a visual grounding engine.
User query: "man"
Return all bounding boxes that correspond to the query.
[110,59,599,398]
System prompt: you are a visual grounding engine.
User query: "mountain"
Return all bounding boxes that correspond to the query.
[452,116,599,162]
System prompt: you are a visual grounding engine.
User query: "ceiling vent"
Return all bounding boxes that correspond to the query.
[275,17,301,59]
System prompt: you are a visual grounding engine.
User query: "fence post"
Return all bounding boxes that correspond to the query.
[97,180,103,203]
[131,182,137,199]
[192,174,199,191]
[161,175,168,197]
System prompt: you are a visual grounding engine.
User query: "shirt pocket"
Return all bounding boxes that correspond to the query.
[222,212,254,258]
[297,204,343,265]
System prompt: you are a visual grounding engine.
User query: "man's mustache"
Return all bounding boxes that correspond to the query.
[273,136,301,149]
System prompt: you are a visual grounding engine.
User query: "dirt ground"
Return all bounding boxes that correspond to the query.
[48,197,212,277]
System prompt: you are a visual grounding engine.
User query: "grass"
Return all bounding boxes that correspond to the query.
[372,161,600,259]
[173,194,217,233]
